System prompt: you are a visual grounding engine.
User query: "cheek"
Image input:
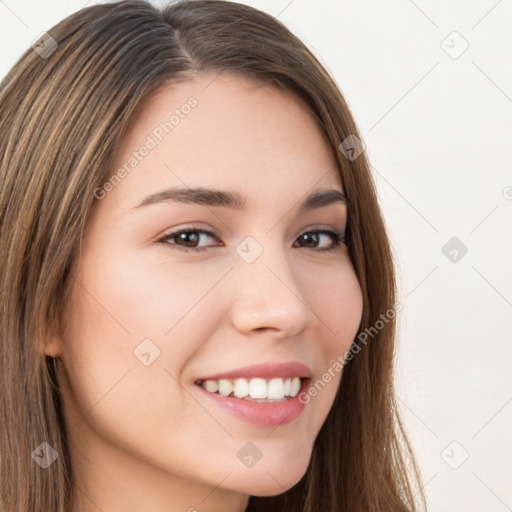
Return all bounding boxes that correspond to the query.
[310,262,364,354]
[298,263,363,417]
[71,245,217,349]
[58,252,204,437]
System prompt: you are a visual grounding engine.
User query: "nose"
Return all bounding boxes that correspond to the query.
[228,241,317,338]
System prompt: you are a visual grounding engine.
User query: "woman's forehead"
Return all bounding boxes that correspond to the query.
[102,73,342,212]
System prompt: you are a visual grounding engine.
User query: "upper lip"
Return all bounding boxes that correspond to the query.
[195,361,313,382]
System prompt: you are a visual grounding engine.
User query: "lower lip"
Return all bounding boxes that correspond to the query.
[195,378,310,428]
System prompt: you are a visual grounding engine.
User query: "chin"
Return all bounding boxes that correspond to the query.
[225,446,311,496]
[235,466,308,496]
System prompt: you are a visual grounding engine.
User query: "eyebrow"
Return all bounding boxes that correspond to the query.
[130,186,347,214]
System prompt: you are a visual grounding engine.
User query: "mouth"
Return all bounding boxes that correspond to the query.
[194,376,304,402]
[192,361,312,427]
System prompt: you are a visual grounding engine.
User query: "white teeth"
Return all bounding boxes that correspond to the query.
[249,378,267,399]
[290,377,301,397]
[233,378,249,398]
[267,378,285,399]
[283,378,291,396]
[199,376,303,400]
[203,380,219,393]
[218,379,233,396]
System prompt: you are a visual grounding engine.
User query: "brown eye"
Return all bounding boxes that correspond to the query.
[158,228,219,252]
[294,230,345,251]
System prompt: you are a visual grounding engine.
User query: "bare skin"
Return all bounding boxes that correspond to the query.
[46,71,363,512]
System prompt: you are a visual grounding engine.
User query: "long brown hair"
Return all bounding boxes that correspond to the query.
[0,1,427,510]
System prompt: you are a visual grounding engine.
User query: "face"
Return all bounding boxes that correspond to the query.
[50,72,363,509]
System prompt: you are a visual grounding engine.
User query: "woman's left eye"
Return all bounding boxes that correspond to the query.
[157,227,346,253]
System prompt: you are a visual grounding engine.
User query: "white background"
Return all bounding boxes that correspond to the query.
[1,1,511,511]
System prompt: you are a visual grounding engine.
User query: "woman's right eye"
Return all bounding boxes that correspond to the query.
[157,228,220,253]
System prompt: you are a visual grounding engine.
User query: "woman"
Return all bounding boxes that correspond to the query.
[0,1,427,511]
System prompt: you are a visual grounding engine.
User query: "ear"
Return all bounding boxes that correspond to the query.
[43,333,62,358]
[41,275,77,358]
[40,308,65,358]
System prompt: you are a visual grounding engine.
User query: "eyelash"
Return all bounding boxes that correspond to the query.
[157,227,347,253]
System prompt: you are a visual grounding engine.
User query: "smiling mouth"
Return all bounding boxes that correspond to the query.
[194,376,304,402]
